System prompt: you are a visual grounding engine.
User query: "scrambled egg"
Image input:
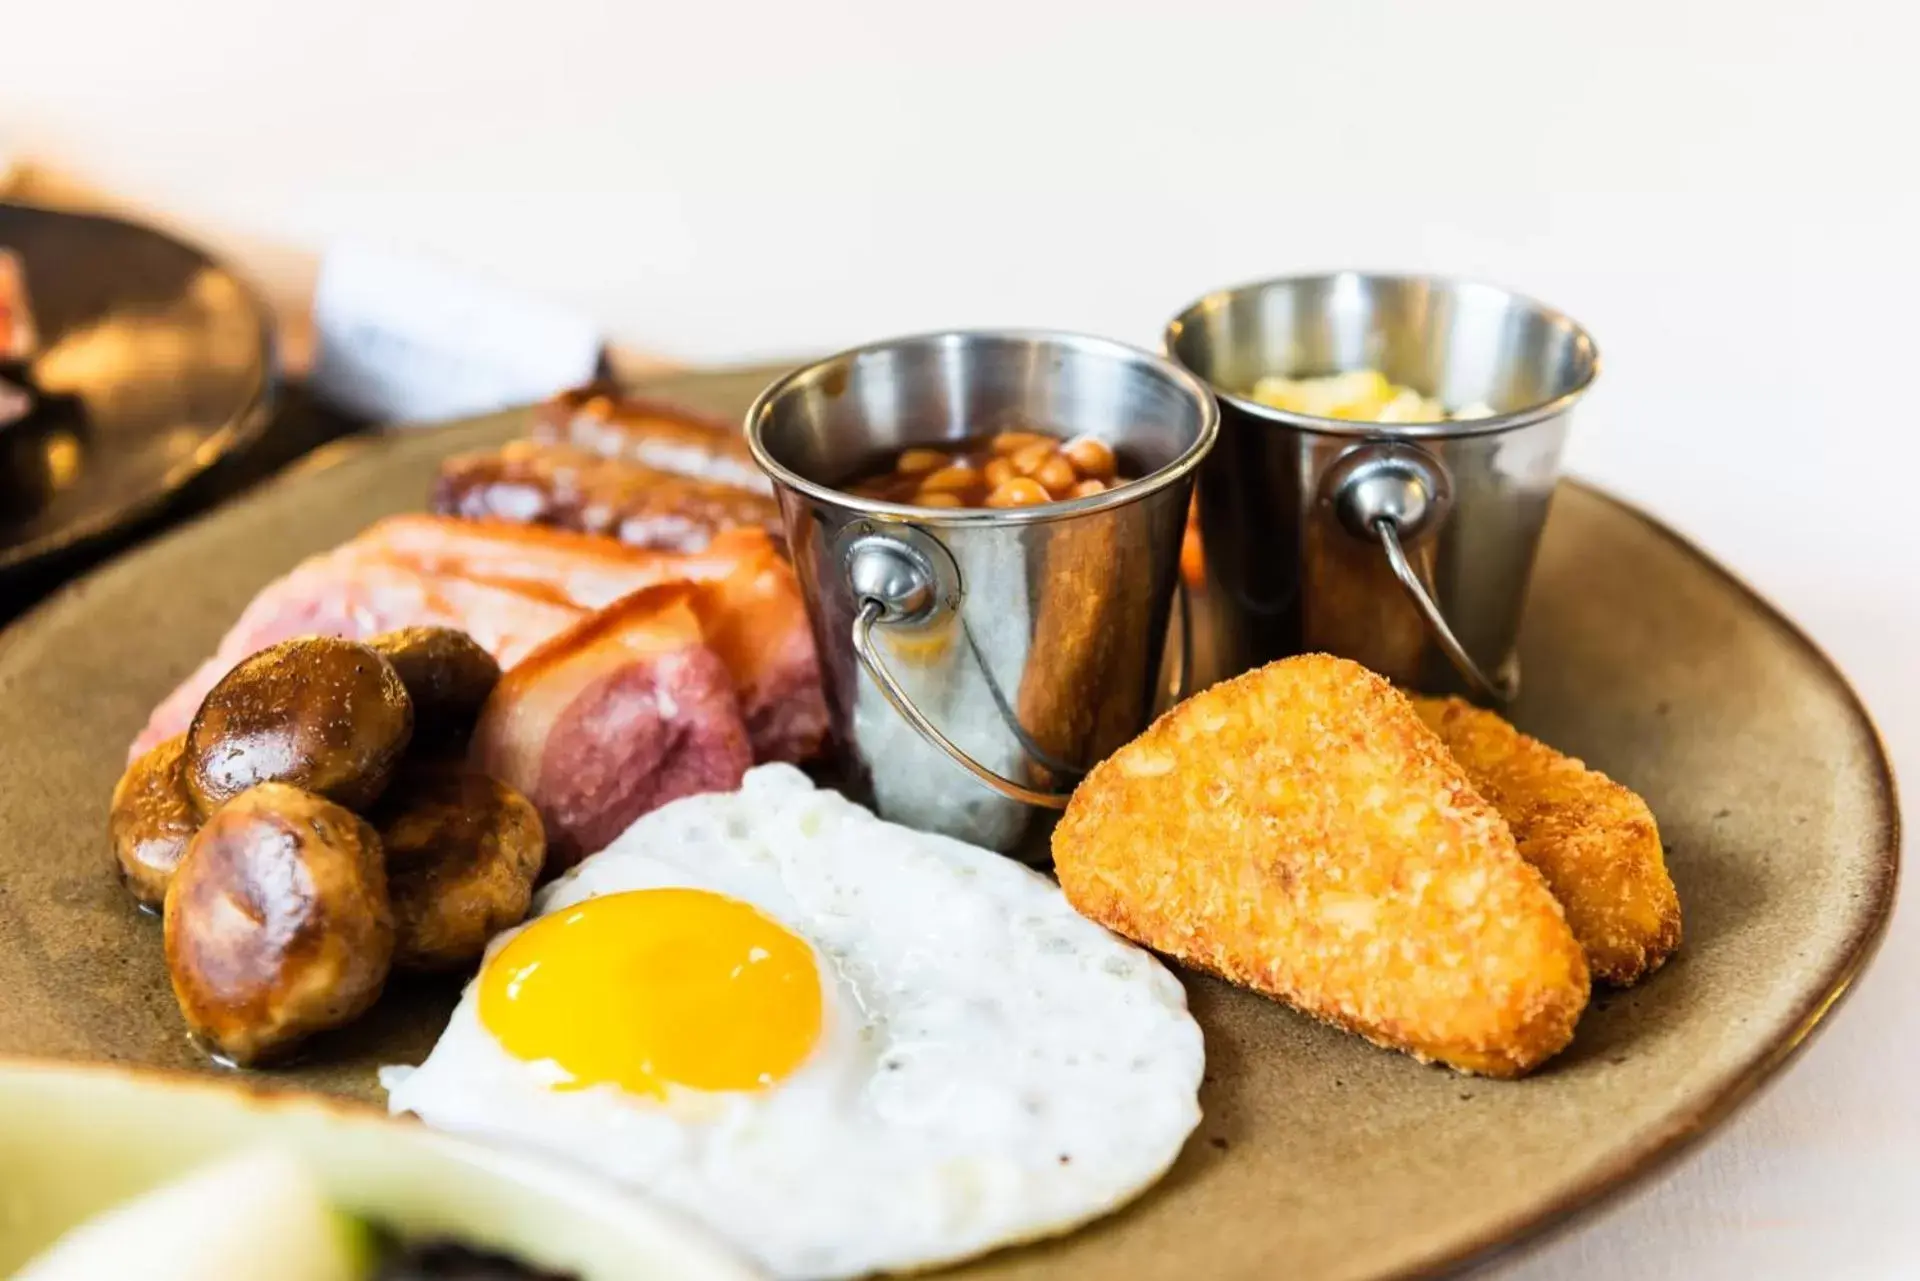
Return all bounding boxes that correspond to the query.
[1249,369,1496,424]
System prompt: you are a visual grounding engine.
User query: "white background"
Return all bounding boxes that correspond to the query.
[4,1,1916,1276]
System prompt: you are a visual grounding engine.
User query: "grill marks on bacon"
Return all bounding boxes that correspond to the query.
[429,389,778,551]
[347,519,829,763]
[128,549,590,761]
[354,515,756,609]
[433,440,782,553]
[532,385,771,494]
[130,521,829,835]
[133,386,828,865]
[471,584,753,874]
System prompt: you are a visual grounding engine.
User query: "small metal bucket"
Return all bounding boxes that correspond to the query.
[746,331,1218,855]
[1164,273,1599,701]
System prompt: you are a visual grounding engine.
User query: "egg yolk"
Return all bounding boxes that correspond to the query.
[478,888,823,1098]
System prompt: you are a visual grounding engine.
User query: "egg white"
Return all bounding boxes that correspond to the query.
[383,764,1205,1279]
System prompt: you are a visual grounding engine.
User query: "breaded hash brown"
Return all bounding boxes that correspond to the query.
[1053,655,1589,1077]
[1410,696,1681,986]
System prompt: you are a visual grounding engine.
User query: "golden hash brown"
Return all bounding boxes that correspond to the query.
[1410,696,1681,986]
[1053,654,1589,1078]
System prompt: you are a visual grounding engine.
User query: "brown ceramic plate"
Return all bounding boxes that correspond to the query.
[0,201,274,587]
[0,368,1896,1281]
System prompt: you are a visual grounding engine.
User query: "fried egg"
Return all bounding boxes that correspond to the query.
[382,765,1204,1279]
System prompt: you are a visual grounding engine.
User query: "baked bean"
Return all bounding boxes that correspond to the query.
[917,464,980,494]
[847,427,1137,510]
[991,431,1054,455]
[1063,435,1116,480]
[986,478,1050,508]
[896,448,950,476]
[1009,441,1055,477]
[1034,454,1078,497]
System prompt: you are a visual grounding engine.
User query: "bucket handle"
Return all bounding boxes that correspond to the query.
[852,598,1075,810]
[1327,444,1519,703]
[844,528,1193,810]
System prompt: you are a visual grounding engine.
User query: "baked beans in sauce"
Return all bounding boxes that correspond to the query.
[845,429,1131,509]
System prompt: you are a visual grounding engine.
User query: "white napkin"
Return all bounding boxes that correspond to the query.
[310,240,604,423]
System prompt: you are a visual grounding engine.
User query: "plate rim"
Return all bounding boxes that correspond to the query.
[0,199,279,574]
[0,391,1899,1281]
[1398,481,1901,1280]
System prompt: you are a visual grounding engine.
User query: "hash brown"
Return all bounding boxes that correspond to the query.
[1053,654,1590,1077]
[1411,696,1681,985]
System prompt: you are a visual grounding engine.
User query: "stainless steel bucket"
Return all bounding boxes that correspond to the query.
[1164,273,1599,701]
[746,331,1218,855]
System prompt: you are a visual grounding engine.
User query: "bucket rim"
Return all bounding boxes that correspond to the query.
[1163,271,1600,440]
[745,328,1220,527]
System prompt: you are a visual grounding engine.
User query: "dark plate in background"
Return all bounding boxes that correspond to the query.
[0,201,274,595]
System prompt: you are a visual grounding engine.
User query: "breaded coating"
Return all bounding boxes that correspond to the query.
[1053,655,1590,1078]
[1410,696,1681,986]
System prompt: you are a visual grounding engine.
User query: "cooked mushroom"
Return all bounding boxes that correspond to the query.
[184,637,413,814]
[109,734,200,909]
[372,765,545,972]
[163,782,394,1065]
[368,627,501,752]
